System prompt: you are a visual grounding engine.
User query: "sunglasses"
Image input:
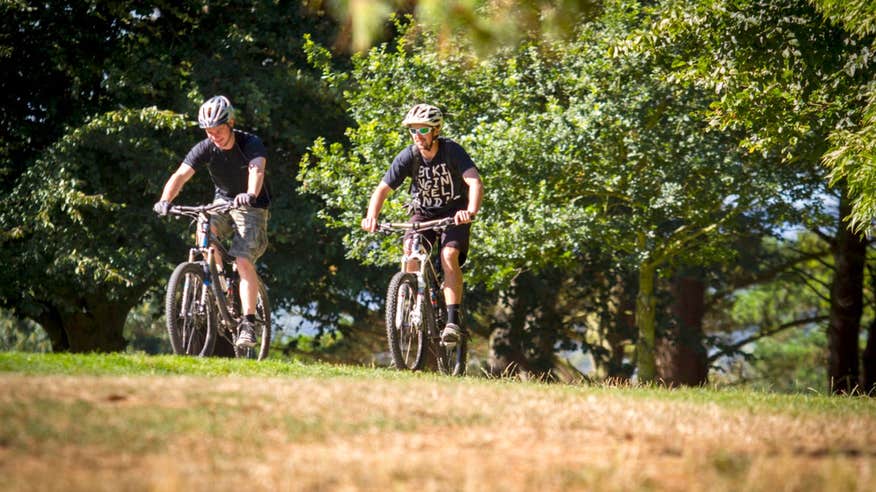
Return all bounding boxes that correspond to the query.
[408,127,432,135]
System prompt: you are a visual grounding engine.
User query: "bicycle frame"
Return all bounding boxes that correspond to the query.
[383,218,453,326]
[164,202,272,360]
[377,217,466,374]
[175,203,239,329]
[400,232,441,330]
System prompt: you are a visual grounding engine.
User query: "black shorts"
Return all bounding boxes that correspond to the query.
[404,214,472,266]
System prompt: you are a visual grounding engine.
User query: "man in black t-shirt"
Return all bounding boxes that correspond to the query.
[153,95,270,349]
[361,103,484,346]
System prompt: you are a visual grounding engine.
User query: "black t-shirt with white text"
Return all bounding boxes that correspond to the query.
[382,137,476,219]
[183,130,270,208]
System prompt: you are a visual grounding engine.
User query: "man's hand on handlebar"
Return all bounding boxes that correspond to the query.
[153,200,171,217]
[453,209,476,225]
[361,217,378,233]
[233,192,255,208]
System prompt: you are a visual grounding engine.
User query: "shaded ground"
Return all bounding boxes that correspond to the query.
[1,373,874,491]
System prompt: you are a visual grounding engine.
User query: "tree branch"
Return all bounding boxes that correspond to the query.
[707,315,829,363]
[810,227,835,246]
[789,266,832,303]
[707,248,831,309]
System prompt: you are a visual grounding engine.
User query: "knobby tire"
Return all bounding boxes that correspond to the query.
[385,272,427,370]
[165,262,217,357]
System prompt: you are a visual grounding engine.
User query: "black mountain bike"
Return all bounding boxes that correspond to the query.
[378,217,467,376]
[164,202,271,360]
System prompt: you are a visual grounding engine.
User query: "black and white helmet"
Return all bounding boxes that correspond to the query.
[402,103,443,129]
[198,95,234,129]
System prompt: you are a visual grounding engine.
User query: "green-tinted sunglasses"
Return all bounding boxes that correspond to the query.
[408,127,432,135]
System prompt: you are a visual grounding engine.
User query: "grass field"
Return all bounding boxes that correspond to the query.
[1,352,874,491]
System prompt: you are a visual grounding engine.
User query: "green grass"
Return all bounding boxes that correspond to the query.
[2,351,874,418]
[0,351,380,378]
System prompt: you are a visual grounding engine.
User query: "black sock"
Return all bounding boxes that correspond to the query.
[245,314,256,323]
[447,304,461,326]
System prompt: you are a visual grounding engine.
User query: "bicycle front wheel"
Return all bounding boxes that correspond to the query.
[385,272,427,370]
[166,262,217,357]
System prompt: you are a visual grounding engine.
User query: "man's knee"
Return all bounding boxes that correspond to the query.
[236,256,255,274]
[441,247,460,268]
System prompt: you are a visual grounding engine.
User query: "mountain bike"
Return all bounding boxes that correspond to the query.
[164,202,271,360]
[377,217,467,376]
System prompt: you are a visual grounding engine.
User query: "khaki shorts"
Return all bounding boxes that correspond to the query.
[211,202,269,263]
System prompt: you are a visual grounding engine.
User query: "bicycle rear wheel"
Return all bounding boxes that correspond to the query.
[385,272,427,370]
[233,281,271,360]
[437,336,468,376]
[166,262,216,356]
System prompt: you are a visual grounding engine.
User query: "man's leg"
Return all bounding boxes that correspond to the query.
[440,246,465,344]
[233,256,259,348]
[236,256,259,317]
[228,207,268,348]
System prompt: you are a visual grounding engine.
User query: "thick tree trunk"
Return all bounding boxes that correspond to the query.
[636,261,657,383]
[656,272,708,386]
[34,294,131,353]
[828,190,866,394]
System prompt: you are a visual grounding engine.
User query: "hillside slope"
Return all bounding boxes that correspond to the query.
[1,353,874,491]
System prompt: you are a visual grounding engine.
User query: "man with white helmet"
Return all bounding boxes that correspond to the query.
[362,103,484,346]
[154,95,271,349]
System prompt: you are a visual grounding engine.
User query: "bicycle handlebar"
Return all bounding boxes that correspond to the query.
[376,217,457,233]
[167,202,234,219]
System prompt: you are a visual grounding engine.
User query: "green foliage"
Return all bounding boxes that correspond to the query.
[0,309,50,353]
[0,107,192,319]
[123,298,171,355]
[649,0,876,232]
[749,327,829,393]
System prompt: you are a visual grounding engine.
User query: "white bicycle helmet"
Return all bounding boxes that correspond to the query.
[198,95,234,128]
[402,103,443,128]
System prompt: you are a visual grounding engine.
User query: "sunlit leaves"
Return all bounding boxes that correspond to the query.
[0,108,191,314]
[319,0,598,53]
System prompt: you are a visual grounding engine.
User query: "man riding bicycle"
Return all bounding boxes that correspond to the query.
[154,95,270,349]
[361,103,484,345]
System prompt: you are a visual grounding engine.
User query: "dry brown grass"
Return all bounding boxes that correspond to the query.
[1,372,874,491]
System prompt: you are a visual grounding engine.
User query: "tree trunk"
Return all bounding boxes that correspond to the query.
[636,261,657,383]
[595,274,635,381]
[656,272,708,386]
[487,271,561,378]
[828,189,866,394]
[487,282,529,377]
[863,318,876,395]
[34,294,131,353]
